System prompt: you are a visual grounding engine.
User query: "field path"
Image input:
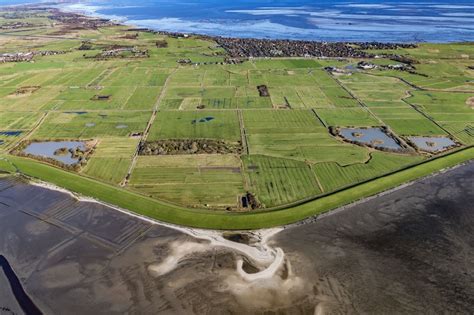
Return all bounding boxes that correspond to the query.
[237,110,249,155]
[121,68,177,186]
[401,91,454,137]
[6,112,49,152]
[330,74,385,125]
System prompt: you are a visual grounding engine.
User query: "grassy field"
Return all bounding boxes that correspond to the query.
[148,110,241,142]
[0,7,473,227]
[81,137,138,184]
[33,111,151,139]
[129,154,244,208]
[313,152,424,192]
[243,155,322,207]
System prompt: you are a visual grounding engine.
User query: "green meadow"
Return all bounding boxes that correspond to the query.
[0,8,473,228]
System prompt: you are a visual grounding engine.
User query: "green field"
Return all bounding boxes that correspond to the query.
[81,137,138,184]
[0,7,473,229]
[129,154,244,208]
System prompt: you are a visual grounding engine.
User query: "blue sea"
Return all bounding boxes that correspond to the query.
[3,0,474,42]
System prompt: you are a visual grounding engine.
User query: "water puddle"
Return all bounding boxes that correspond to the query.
[0,131,23,137]
[65,111,88,115]
[191,116,214,124]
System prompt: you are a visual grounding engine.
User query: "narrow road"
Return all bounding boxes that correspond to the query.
[331,74,385,125]
[6,112,49,152]
[237,109,249,155]
[121,69,177,186]
[402,91,454,137]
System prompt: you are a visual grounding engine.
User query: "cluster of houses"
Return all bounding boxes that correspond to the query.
[89,47,149,59]
[214,37,373,58]
[0,50,65,63]
[0,22,36,30]
[49,10,115,30]
[357,61,414,71]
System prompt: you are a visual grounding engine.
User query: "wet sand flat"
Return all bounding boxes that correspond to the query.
[0,162,472,313]
[274,161,474,313]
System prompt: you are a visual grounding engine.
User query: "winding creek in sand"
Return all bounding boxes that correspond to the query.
[0,161,473,313]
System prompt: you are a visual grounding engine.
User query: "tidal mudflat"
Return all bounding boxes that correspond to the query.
[0,161,473,313]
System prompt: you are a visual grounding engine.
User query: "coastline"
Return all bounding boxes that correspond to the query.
[285,159,472,229]
[12,157,470,284]
[11,1,474,43]
[1,145,472,313]
[3,146,473,230]
[28,177,285,278]
[26,158,471,233]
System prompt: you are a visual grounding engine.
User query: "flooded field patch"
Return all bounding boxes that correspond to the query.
[338,127,403,151]
[408,136,457,153]
[191,116,215,124]
[64,111,88,115]
[0,131,23,137]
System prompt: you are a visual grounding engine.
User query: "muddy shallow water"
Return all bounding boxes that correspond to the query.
[0,161,473,314]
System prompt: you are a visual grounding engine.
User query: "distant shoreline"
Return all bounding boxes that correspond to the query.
[5,1,474,43]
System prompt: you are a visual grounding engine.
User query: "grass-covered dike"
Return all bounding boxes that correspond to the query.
[1,147,472,230]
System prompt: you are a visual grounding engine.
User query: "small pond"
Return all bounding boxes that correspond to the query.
[65,111,88,115]
[191,117,214,124]
[408,136,456,152]
[23,141,86,165]
[0,131,23,137]
[339,127,402,150]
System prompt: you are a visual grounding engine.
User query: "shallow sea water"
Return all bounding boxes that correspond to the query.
[53,0,474,42]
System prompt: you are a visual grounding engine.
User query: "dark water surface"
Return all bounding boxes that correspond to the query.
[0,161,472,313]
